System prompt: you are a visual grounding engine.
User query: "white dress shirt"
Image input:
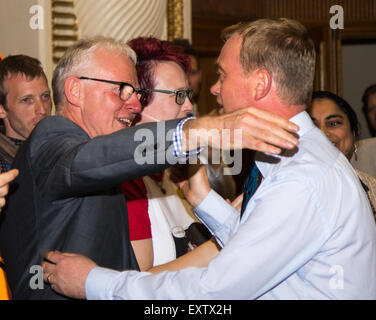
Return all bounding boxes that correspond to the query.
[86,111,376,300]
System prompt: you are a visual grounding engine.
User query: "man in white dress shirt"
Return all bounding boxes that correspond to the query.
[42,18,376,299]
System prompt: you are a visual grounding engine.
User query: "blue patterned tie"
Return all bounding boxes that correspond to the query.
[240,164,261,217]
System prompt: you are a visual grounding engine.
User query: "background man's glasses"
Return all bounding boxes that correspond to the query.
[143,88,193,105]
[79,76,147,105]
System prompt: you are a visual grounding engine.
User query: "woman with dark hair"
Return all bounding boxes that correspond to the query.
[121,37,214,271]
[308,91,376,220]
[350,85,376,177]
[362,84,376,137]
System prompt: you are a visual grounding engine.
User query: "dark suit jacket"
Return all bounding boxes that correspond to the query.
[0,116,181,299]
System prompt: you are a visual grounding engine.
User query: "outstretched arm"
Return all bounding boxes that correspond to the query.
[182,106,299,155]
[148,238,220,274]
[42,238,220,299]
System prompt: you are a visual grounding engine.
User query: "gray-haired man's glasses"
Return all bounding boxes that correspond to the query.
[79,76,147,105]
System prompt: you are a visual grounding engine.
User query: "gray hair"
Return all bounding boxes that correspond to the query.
[52,36,137,108]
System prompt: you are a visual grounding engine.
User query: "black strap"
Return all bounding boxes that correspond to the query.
[0,260,5,271]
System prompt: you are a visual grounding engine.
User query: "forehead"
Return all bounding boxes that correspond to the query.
[4,74,48,94]
[189,55,198,70]
[91,48,138,82]
[311,98,346,118]
[368,93,376,105]
[217,34,242,70]
[153,61,187,86]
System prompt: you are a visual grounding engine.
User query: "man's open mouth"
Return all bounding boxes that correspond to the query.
[118,118,133,127]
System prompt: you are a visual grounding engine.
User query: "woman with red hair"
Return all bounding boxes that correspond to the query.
[121,37,213,271]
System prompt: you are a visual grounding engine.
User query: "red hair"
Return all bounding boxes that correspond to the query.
[128,37,191,105]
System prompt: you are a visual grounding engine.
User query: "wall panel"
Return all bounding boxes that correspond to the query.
[192,0,376,115]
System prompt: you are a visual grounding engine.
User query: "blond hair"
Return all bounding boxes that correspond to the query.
[222,18,316,107]
[52,36,137,108]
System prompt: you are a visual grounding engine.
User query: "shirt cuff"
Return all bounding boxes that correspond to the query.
[194,189,240,247]
[85,266,121,300]
[173,116,203,162]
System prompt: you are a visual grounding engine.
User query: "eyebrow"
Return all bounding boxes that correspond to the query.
[153,87,188,92]
[18,94,34,99]
[18,90,51,100]
[311,114,344,122]
[19,90,50,97]
[325,114,345,120]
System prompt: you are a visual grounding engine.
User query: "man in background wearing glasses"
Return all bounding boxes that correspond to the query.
[0,37,298,299]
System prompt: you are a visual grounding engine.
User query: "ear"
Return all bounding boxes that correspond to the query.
[64,76,82,107]
[253,69,272,101]
[0,104,7,120]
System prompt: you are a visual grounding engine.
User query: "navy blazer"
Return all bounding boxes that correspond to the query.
[0,116,181,299]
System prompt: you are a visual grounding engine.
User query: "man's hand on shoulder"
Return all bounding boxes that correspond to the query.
[42,251,97,299]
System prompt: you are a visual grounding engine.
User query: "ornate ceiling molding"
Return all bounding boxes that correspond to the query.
[51,0,78,63]
[51,0,189,63]
[74,0,167,41]
[167,0,184,41]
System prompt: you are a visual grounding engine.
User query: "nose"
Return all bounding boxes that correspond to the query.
[182,97,194,115]
[126,93,143,114]
[35,99,49,116]
[211,79,220,97]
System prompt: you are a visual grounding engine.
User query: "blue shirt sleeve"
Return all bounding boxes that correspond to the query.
[173,116,203,162]
[194,189,240,247]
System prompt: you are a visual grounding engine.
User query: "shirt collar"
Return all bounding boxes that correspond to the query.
[7,136,24,146]
[255,110,314,178]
